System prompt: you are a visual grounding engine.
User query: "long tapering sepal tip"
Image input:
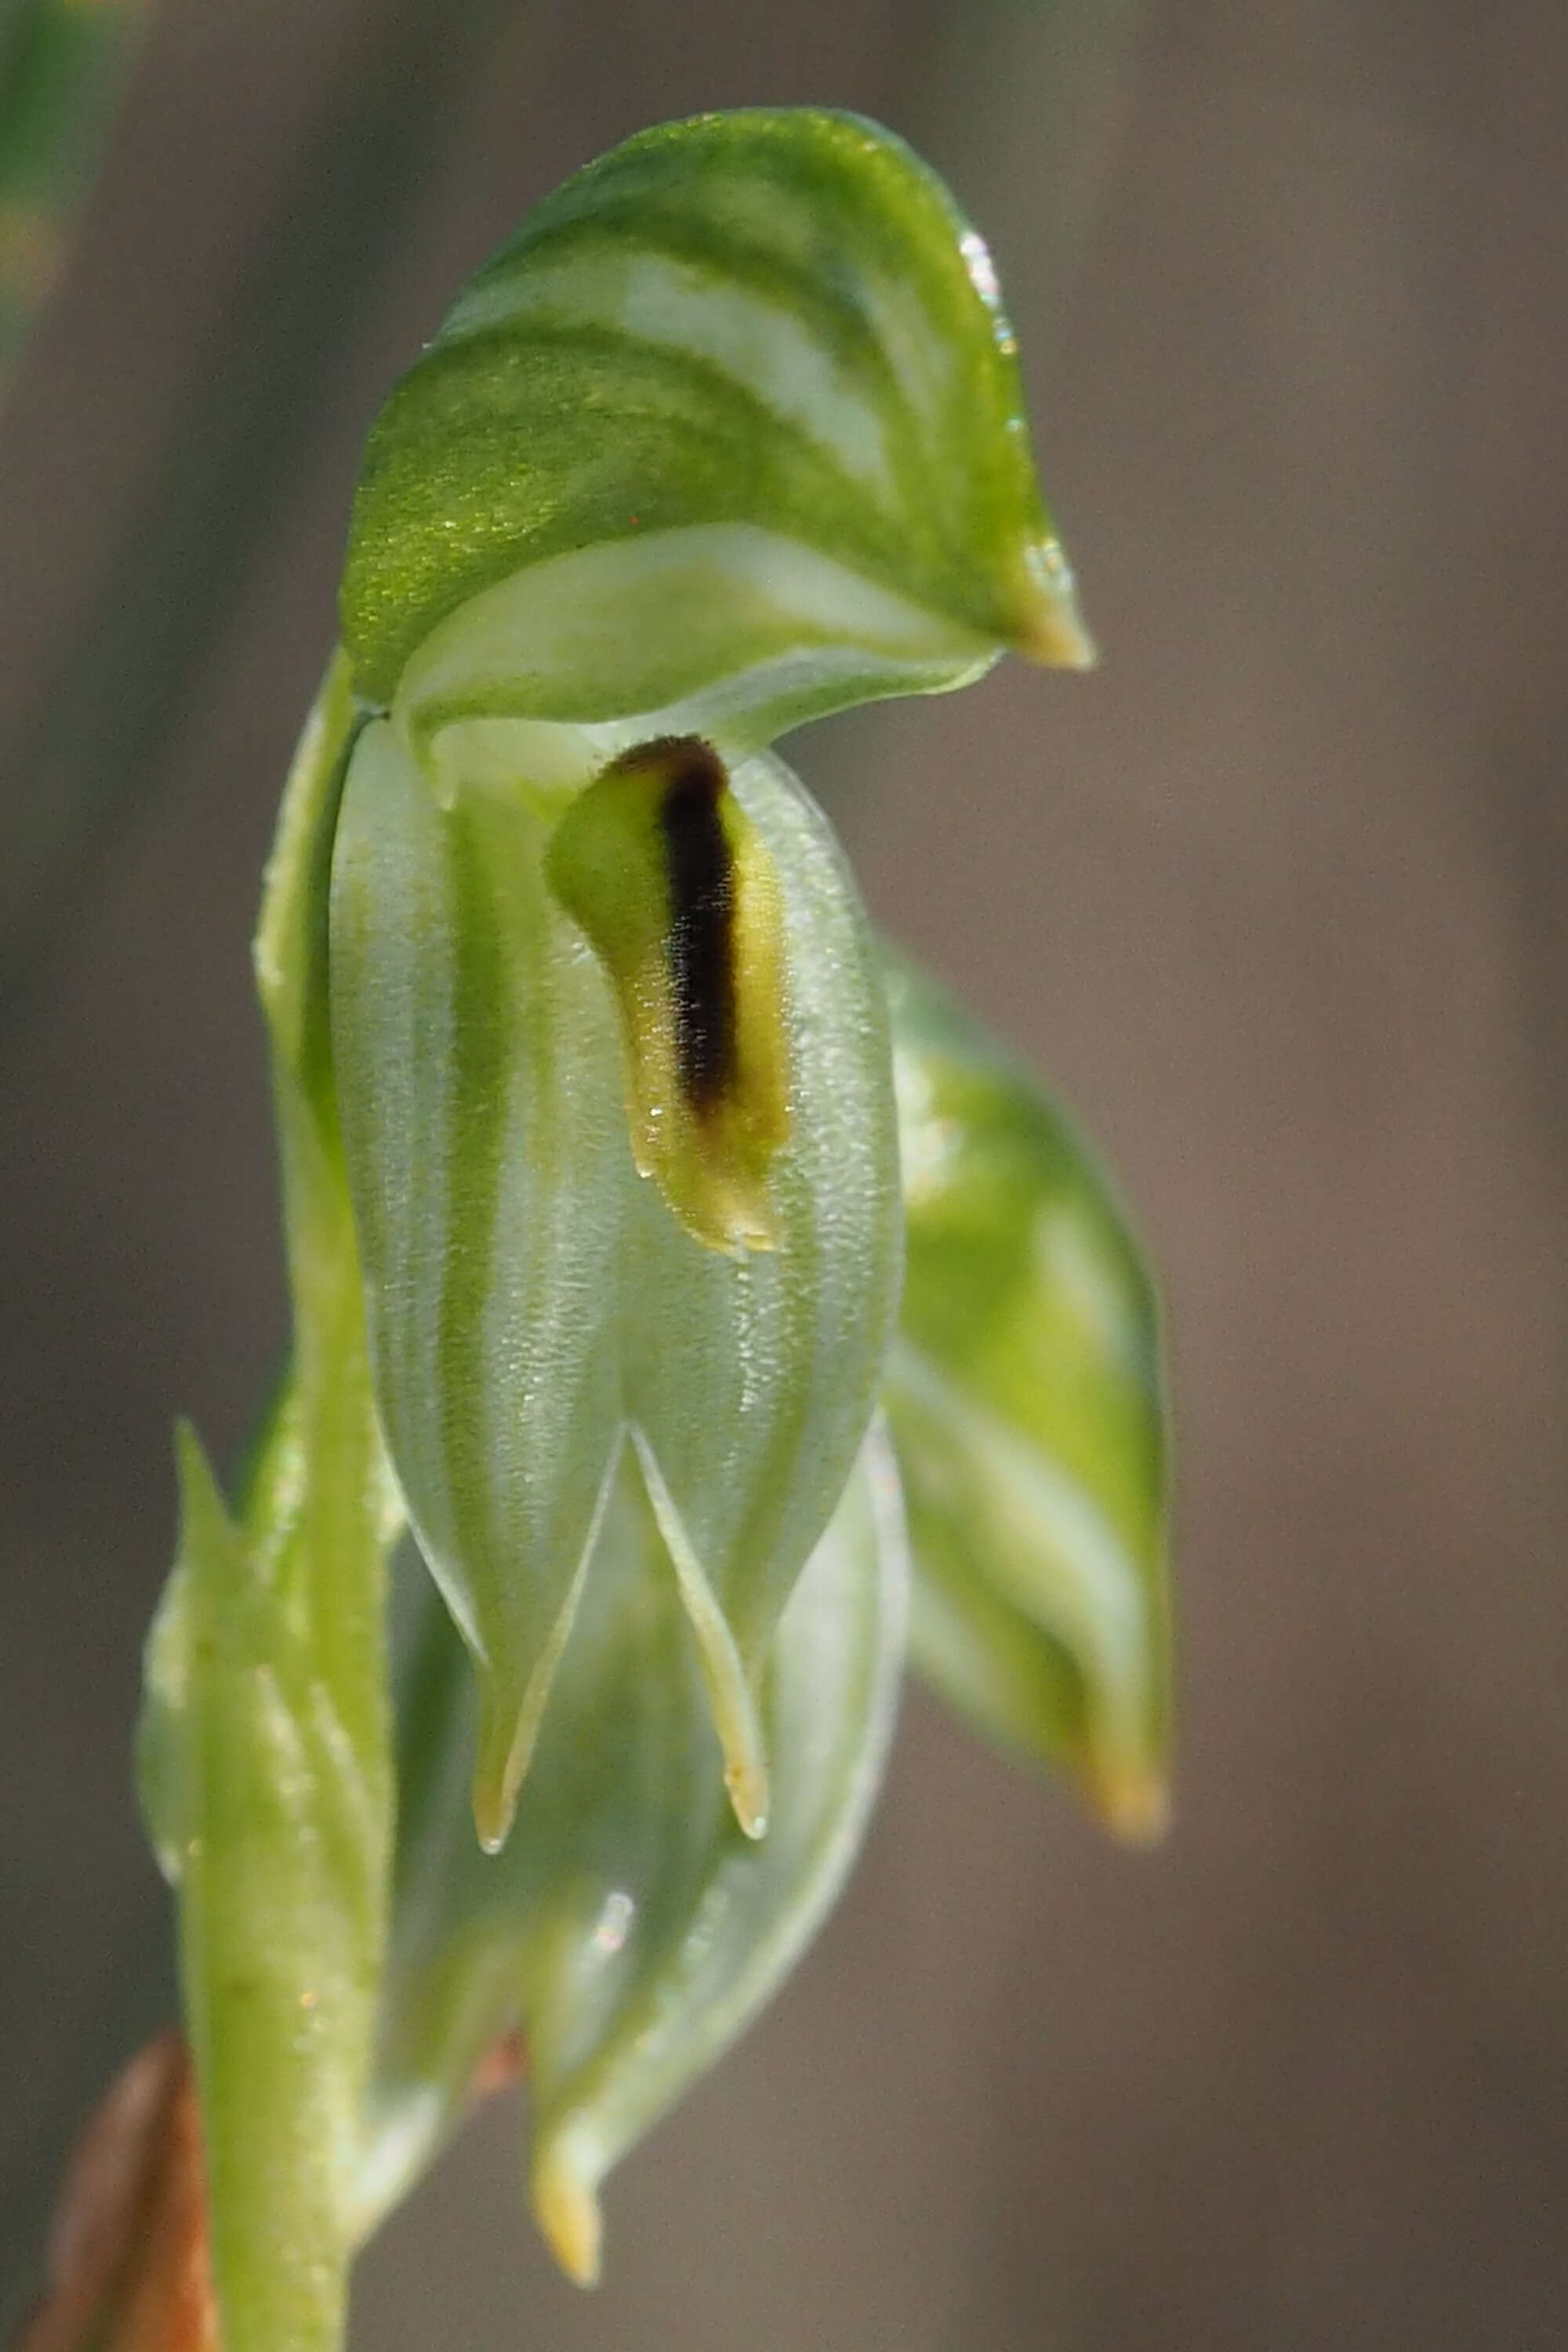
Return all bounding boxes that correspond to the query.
[471,1688,536,1857]
[725,1756,770,1842]
[532,2148,604,2288]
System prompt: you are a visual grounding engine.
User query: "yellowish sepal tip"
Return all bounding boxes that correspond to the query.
[470,1544,600,1853]
[471,1693,535,1856]
[532,2148,604,2288]
[1091,1763,1171,1847]
[471,1782,514,1859]
[1012,539,1098,671]
[725,1753,770,1841]
[629,1427,772,1842]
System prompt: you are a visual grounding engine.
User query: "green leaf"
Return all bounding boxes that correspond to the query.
[882,950,1171,1839]
[358,1420,908,2285]
[340,107,1091,764]
[136,660,401,2352]
[328,718,901,1852]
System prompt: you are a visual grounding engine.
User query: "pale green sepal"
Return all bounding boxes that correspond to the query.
[329,720,902,1849]
[343,108,1090,732]
[328,713,633,1852]
[358,1421,908,2285]
[883,951,1171,1840]
[249,654,401,1791]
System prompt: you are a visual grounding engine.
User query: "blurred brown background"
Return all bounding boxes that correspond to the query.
[2,1,1565,2345]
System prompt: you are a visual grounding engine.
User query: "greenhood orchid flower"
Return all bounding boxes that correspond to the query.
[328,105,1092,1861]
[135,107,1168,2352]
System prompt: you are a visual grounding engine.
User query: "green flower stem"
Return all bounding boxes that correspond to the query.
[140,659,402,2352]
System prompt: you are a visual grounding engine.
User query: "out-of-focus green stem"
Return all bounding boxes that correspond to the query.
[0,0,151,393]
[0,0,503,1030]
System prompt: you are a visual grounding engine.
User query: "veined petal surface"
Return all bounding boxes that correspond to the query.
[328,721,901,1848]
[340,107,1091,759]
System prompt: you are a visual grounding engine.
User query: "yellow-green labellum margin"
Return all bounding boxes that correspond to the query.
[545,734,789,1252]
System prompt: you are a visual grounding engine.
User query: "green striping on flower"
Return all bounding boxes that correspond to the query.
[323,110,1092,1865]
[358,1420,906,2285]
[545,734,791,1252]
[128,106,1160,2352]
[883,952,1171,1841]
[341,108,1091,768]
[328,718,902,1853]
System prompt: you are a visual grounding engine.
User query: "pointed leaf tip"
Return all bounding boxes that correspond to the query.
[727,1759,770,1842]
[470,1700,524,1857]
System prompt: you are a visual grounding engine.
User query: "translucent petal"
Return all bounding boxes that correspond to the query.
[328,720,901,1848]
[358,1422,908,2281]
